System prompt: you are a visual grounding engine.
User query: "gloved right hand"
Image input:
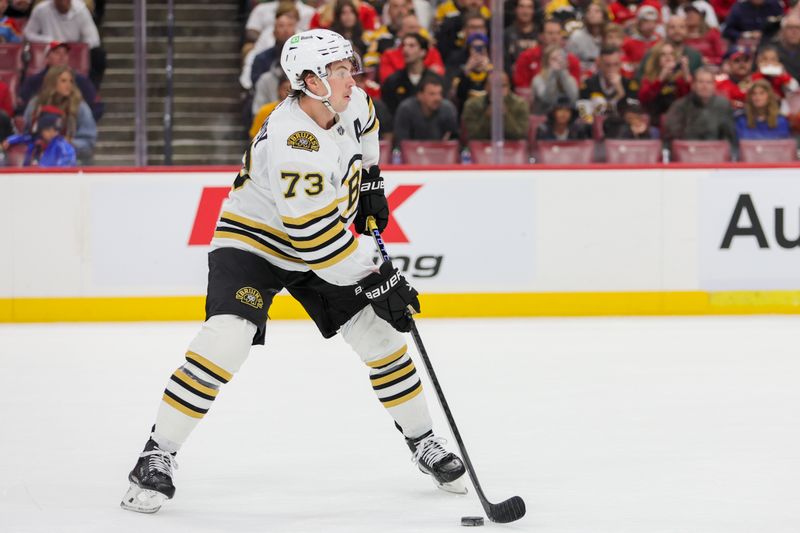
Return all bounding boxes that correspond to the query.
[355,262,420,332]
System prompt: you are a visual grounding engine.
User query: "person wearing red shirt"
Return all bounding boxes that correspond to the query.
[683,3,725,65]
[378,14,445,82]
[751,45,799,98]
[621,6,661,65]
[715,46,754,109]
[609,0,662,27]
[310,0,379,31]
[513,19,581,88]
[638,41,692,124]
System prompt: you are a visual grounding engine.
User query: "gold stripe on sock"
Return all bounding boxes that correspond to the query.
[174,368,219,397]
[185,350,234,382]
[367,345,407,369]
[370,362,416,387]
[382,382,423,408]
[162,393,205,419]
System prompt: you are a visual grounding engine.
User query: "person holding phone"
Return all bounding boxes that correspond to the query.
[531,44,579,114]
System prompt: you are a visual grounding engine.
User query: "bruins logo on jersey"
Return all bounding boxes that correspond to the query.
[235,287,264,309]
[287,131,320,152]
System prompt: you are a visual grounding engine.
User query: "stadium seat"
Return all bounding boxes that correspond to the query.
[786,91,800,115]
[527,114,547,150]
[604,139,662,164]
[5,143,26,167]
[738,139,798,162]
[26,42,90,77]
[535,140,595,164]
[379,139,392,164]
[399,140,459,165]
[0,43,22,71]
[467,140,529,164]
[670,140,731,163]
[0,70,20,103]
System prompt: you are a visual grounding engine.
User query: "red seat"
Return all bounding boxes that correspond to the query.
[399,140,459,165]
[604,139,663,164]
[379,139,392,164]
[535,140,595,164]
[0,43,22,71]
[467,140,529,164]
[26,42,90,77]
[0,70,19,105]
[786,91,800,115]
[5,143,26,166]
[670,140,731,163]
[592,114,605,141]
[738,139,798,162]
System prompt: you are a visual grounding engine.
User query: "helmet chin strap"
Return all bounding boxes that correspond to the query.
[302,77,337,117]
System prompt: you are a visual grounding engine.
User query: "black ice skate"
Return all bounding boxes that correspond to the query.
[407,432,467,494]
[120,438,178,513]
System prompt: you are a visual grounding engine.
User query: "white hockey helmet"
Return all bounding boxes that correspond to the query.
[281,29,356,101]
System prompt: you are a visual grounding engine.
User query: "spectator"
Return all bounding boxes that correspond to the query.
[23,0,106,88]
[330,0,368,57]
[505,0,540,72]
[0,0,21,42]
[5,0,31,22]
[24,65,96,163]
[722,0,783,46]
[621,5,661,66]
[243,0,313,59]
[453,33,493,112]
[606,97,660,138]
[662,0,719,29]
[0,77,12,140]
[639,41,692,125]
[393,75,459,144]
[735,79,791,139]
[437,9,489,75]
[19,41,101,120]
[532,45,580,114]
[579,46,640,127]
[774,15,800,83]
[461,71,529,140]
[378,14,445,82]
[310,0,378,31]
[513,19,581,89]
[715,45,755,109]
[664,67,735,144]
[683,2,724,65]
[609,0,661,27]
[251,6,298,105]
[636,16,703,79]
[536,95,592,139]
[3,106,76,166]
[381,33,444,114]
[709,0,735,22]
[364,0,413,67]
[249,74,291,139]
[434,0,490,28]
[751,45,799,99]
[566,1,607,73]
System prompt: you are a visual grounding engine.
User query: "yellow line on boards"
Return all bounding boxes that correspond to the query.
[2,291,800,322]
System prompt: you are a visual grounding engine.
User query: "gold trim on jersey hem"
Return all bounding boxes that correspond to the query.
[213,230,303,264]
[289,222,346,250]
[220,211,289,240]
[307,237,358,269]
[162,393,205,418]
[280,198,339,226]
[367,345,407,368]
[381,382,423,408]
[370,362,416,386]
[185,350,234,382]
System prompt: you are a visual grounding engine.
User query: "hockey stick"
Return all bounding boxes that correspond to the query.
[365,216,526,524]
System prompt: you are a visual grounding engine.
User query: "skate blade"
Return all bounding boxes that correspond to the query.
[434,475,468,495]
[120,482,168,514]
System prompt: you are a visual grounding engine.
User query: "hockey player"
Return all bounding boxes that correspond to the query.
[121,29,466,514]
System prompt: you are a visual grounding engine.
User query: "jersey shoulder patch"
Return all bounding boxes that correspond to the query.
[286,130,320,152]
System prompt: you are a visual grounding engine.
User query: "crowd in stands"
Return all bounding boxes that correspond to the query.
[242,0,800,163]
[0,0,105,167]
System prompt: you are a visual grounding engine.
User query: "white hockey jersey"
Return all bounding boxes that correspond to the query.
[211,87,381,286]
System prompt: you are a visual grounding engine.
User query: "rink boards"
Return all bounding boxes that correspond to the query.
[2,164,799,321]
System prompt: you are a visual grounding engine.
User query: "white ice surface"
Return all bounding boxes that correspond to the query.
[1,316,799,533]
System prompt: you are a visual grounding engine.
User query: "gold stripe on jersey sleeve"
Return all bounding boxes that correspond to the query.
[363,117,379,135]
[367,345,408,368]
[280,198,339,226]
[382,382,423,408]
[220,211,289,240]
[213,230,304,264]
[186,350,234,382]
[370,362,416,386]
[174,368,219,397]
[162,393,205,418]
[289,221,346,250]
[307,237,358,269]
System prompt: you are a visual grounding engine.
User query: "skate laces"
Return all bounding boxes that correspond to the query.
[141,449,178,476]
[411,436,450,467]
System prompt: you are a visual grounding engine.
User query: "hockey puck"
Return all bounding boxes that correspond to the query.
[461,516,484,527]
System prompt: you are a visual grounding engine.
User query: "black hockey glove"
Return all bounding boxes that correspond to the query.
[354,165,389,235]
[356,262,420,332]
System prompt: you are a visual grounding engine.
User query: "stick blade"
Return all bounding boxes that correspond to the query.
[487,496,526,523]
